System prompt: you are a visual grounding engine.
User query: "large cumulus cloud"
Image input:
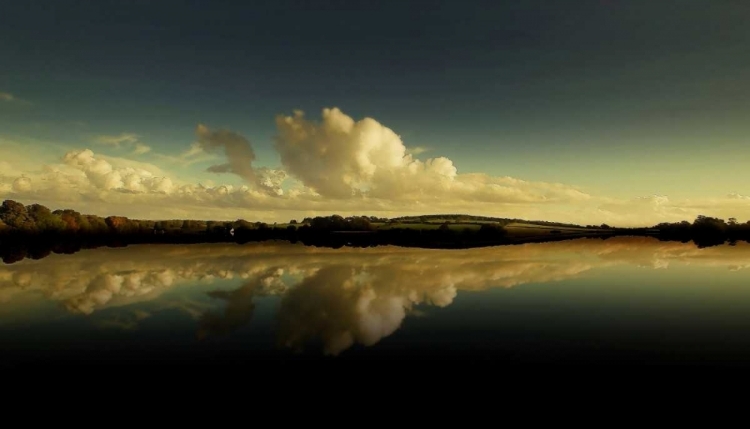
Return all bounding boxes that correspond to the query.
[274,108,412,197]
[274,108,591,204]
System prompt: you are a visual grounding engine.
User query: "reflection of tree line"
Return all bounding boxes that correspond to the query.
[3,199,750,264]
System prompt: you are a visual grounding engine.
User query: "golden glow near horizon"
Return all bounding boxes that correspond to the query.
[1,108,749,227]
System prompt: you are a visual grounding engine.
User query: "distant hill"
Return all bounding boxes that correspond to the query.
[389,214,588,229]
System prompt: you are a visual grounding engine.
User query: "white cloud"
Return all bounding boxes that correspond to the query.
[4,142,749,227]
[132,143,152,155]
[274,108,409,198]
[12,177,32,192]
[405,146,430,155]
[93,133,153,157]
[62,149,174,194]
[274,108,592,205]
[94,133,139,147]
[154,142,218,168]
[0,91,31,105]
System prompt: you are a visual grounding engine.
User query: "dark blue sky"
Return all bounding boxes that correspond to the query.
[2,0,750,197]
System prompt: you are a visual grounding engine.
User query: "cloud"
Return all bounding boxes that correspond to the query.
[96,153,169,177]
[594,192,750,226]
[0,109,596,220]
[274,108,409,198]
[5,107,750,226]
[0,91,31,105]
[132,143,152,155]
[406,146,430,155]
[62,149,174,194]
[12,177,32,192]
[93,133,152,157]
[5,144,750,227]
[274,108,592,204]
[94,133,139,147]
[196,124,258,181]
[257,168,287,196]
[154,142,218,167]
[195,124,286,195]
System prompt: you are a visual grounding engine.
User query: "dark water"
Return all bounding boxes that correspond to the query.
[3,237,750,369]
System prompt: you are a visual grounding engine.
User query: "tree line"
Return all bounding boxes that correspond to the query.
[4,198,750,264]
[652,215,750,247]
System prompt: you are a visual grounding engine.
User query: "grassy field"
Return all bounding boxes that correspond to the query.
[273,220,611,238]
[376,222,482,231]
[266,222,485,231]
[504,222,611,238]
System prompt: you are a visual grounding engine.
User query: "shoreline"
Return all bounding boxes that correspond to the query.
[0,229,743,265]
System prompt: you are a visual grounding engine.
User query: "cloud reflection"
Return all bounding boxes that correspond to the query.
[2,238,750,354]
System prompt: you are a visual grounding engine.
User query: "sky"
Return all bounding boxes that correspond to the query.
[1,0,749,226]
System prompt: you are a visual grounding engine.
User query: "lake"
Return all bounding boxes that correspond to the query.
[3,237,750,369]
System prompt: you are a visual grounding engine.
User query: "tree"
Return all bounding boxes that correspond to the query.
[206,220,229,235]
[728,217,738,226]
[479,223,506,237]
[27,203,66,232]
[233,219,255,230]
[86,215,109,234]
[106,216,135,234]
[348,216,373,231]
[138,220,156,231]
[182,220,205,231]
[0,200,35,230]
[692,215,727,236]
[53,209,88,232]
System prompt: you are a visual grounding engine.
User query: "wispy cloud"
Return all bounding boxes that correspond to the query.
[154,142,219,167]
[93,133,152,156]
[0,91,32,105]
[133,143,152,155]
[406,146,430,156]
[93,133,139,147]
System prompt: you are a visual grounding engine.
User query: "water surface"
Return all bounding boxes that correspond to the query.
[3,237,750,368]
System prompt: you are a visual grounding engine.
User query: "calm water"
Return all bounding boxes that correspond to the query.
[3,237,750,368]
